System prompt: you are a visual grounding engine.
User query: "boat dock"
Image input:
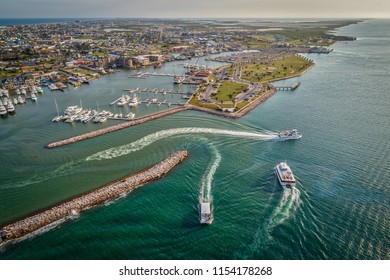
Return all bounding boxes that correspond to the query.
[128,72,176,79]
[274,82,301,91]
[46,106,189,149]
[0,150,189,245]
[122,88,195,95]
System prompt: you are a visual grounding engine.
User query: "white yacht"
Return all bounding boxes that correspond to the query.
[200,202,213,225]
[274,162,296,189]
[36,86,44,94]
[64,105,82,116]
[128,95,140,107]
[15,88,21,95]
[117,95,129,106]
[0,104,7,116]
[173,75,185,84]
[126,112,135,120]
[18,96,26,104]
[13,97,18,105]
[31,92,38,102]
[21,87,27,95]
[7,102,15,114]
[274,129,302,141]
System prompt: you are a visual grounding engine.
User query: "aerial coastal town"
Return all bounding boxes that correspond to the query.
[0,18,356,117]
[0,18,359,245]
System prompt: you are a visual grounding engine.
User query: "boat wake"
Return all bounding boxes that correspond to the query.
[239,187,301,259]
[268,187,301,229]
[199,144,221,203]
[86,127,276,161]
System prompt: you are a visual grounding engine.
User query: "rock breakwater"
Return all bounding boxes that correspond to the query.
[0,150,189,245]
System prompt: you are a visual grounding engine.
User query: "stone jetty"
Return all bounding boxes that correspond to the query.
[0,150,189,245]
[46,106,189,149]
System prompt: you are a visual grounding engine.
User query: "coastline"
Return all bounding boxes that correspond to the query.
[0,150,189,245]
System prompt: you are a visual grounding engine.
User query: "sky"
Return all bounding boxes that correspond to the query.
[0,0,389,18]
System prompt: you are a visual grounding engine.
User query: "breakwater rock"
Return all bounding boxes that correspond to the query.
[0,150,189,245]
[46,107,189,149]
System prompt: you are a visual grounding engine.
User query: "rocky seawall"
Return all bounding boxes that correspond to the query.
[0,150,189,245]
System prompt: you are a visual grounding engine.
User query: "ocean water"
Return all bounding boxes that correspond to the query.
[0,19,389,260]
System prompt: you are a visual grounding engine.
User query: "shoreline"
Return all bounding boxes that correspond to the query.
[0,150,189,245]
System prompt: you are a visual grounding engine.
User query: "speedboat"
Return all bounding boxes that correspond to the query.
[274,161,296,189]
[275,129,302,141]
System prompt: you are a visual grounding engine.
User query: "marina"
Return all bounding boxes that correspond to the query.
[46,106,189,148]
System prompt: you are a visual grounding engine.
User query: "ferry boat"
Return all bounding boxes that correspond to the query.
[275,129,302,141]
[274,161,296,189]
[200,202,213,224]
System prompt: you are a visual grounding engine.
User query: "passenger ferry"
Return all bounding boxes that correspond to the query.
[274,161,296,189]
[275,129,302,141]
[200,202,213,224]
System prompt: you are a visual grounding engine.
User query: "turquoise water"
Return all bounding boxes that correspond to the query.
[0,19,389,260]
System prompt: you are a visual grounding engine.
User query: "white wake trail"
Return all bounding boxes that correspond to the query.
[199,145,221,202]
[86,127,275,161]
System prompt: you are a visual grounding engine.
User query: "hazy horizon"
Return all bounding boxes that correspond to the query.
[1,0,389,19]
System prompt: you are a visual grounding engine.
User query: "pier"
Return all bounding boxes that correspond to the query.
[0,150,189,245]
[46,106,189,149]
[122,88,195,95]
[274,82,301,91]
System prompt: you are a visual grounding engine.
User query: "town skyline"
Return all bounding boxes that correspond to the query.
[1,0,390,19]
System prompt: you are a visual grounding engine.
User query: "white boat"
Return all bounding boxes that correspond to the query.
[31,93,38,102]
[274,129,302,141]
[7,102,15,114]
[18,96,26,104]
[274,162,296,189]
[151,98,158,103]
[0,105,7,116]
[36,86,44,94]
[64,105,82,115]
[65,115,77,123]
[117,95,129,106]
[15,88,21,95]
[48,84,59,91]
[128,94,140,107]
[21,88,27,95]
[173,75,185,84]
[126,112,135,120]
[13,97,18,105]
[200,202,213,224]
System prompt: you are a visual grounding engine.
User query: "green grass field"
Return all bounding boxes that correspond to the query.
[214,81,248,101]
[241,55,313,82]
